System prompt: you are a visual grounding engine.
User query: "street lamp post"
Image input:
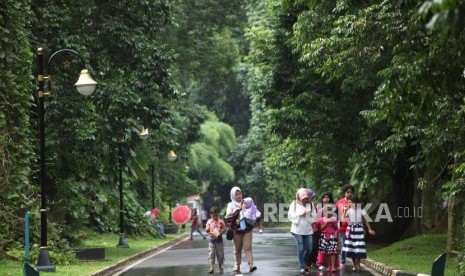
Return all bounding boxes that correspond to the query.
[150,164,156,209]
[117,140,129,248]
[36,47,97,272]
[139,127,177,211]
[166,151,177,226]
[117,127,148,248]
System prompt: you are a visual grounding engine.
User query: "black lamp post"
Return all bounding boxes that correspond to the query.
[168,203,172,226]
[116,127,149,248]
[36,47,97,271]
[150,164,156,209]
[117,140,129,248]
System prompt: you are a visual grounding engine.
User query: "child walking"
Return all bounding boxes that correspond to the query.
[237,197,260,231]
[205,207,226,274]
[317,204,339,272]
[342,195,375,271]
[316,191,338,271]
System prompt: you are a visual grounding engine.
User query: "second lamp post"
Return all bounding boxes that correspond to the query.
[116,127,150,248]
[117,139,129,248]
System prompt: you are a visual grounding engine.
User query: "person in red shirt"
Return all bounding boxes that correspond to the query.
[190,208,207,240]
[318,204,339,272]
[316,191,339,271]
[335,184,354,270]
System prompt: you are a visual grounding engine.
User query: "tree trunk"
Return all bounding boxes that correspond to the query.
[420,168,438,233]
[411,172,422,235]
[446,191,465,253]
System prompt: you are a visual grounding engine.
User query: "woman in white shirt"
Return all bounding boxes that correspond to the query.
[288,188,317,274]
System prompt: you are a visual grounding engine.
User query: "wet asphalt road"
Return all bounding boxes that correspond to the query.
[115,229,379,276]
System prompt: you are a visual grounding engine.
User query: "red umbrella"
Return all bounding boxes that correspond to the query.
[172,205,192,225]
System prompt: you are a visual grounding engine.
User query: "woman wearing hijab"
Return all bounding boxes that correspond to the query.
[225,187,260,273]
[288,188,317,274]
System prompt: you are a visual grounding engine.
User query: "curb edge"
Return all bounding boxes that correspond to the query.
[90,234,188,276]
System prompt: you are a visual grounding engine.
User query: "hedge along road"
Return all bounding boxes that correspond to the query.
[111,229,381,276]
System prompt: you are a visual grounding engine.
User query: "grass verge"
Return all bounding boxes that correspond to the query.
[0,232,185,276]
[368,233,459,276]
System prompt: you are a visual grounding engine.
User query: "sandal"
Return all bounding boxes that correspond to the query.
[250,266,257,272]
[208,269,214,274]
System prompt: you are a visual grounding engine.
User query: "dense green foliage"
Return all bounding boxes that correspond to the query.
[0,0,235,261]
[0,0,35,258]
[3,0,465,272]
[239,0,465,258]
[189,113,236,185]
[28,0,187,240]
[166,0,251,135]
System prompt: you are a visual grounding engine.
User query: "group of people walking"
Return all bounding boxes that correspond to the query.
[192,184,375,274]
[289,184,376,274]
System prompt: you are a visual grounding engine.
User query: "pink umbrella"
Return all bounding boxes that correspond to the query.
[172,205,192,225]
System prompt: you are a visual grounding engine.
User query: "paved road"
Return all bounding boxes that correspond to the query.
[115,229,380,276]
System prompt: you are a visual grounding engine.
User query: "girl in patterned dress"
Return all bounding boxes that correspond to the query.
[318,204,339,272]
[316,191,339,271]
[342,195,375,271]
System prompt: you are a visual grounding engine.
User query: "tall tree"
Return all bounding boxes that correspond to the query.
[166,0,251,135]
[188,113,236,192]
